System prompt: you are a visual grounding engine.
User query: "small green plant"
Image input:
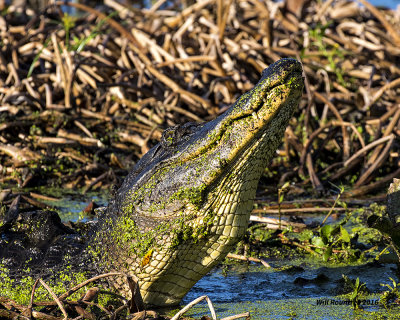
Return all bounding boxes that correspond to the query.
[27,38,50,77]
[308,184,357,262]
[68,11,118,53]
[312,222,352,262]
[342,275,368,310]
[380,277,400,309]
[28,11,118,77]
[62,13,76,51]
[278,181,290,229]
[321,183,345,226]
[29,124,42,136]
[307,22,348,87]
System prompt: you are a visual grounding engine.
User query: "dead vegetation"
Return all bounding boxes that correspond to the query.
[0,271,250,319]
[1,0,400,207]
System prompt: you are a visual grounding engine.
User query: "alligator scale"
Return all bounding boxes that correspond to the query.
[92,58,304,306]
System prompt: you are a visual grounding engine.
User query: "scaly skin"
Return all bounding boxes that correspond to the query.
[92,58,304,307]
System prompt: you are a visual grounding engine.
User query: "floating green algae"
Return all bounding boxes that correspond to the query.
[180,295,400,320]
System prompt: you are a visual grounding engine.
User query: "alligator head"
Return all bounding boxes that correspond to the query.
[93,58,304,307]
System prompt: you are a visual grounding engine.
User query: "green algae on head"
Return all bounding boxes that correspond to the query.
[92,58,304,307]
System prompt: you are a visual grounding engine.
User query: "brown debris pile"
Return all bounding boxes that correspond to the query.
[0,272,157,320]
[0,0,400,200]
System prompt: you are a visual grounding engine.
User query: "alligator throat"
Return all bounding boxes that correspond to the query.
[93,58,304,307]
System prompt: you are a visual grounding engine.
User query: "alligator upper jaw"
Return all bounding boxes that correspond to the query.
[177,59,304,182]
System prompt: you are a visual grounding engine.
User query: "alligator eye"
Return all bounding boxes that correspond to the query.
[219,158,227,168]
[161,126,177,148]
[160,122,200,149]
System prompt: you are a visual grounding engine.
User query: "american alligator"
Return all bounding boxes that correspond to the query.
[0,58,303,308]
[91,58,304,307]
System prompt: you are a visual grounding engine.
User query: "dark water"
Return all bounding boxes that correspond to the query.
[185,261,397,303]
[31,187,108,222]
[181,261,399,319]
[40,190,400,319]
